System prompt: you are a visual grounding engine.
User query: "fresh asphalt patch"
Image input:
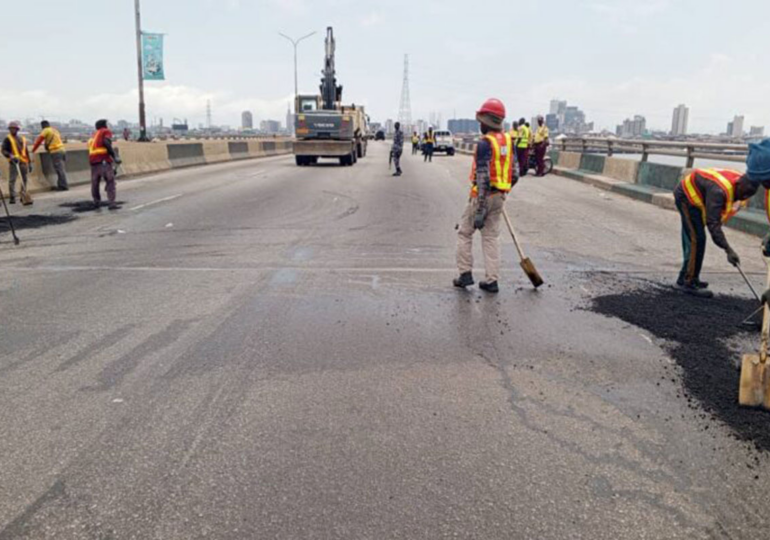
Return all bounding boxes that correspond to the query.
[588,276,770,453]
[0,214,77,232]
[59,201,126,213]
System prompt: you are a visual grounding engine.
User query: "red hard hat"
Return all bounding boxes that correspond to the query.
[476,98,506,120]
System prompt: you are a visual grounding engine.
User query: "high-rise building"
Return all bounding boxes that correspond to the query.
[550,99,567,115]
[729,115,744,138]
[750,126,765,137]
[447,119,479,134]
[384,119,394,135]
[259,119,281,134]
[286,105,294,136]
[618,115,646,138]
[671,104,689,136]
[241,111,253,130]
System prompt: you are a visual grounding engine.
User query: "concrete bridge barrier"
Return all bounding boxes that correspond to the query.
[637,162,686,190]
[228,141,250,160]
[167,143,206,168]
[603,157,639,183]
[117,142,172,175]
[579,154,605,174]
[557,151,581,169]
[201,141,231,164]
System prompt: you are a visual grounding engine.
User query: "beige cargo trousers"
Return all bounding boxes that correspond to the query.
[456,194,505,283]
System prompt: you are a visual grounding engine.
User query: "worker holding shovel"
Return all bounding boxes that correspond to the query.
[454,98,518,294]
[674,139,770,298]
[2,121,32,204]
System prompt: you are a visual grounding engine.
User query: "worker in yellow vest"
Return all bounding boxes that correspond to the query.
[515,118,531,177]
[423,128,435,162]
[533,115,550,176]
[1,121,32,204]
[454,98,518,293]
[411,132,419,155]
[32,120,68,191]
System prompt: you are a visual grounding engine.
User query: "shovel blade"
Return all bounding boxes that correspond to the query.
[520,258,544,289]
[20,192,33,206]
[739,354,770,409]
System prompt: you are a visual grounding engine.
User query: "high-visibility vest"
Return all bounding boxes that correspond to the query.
[425,133,435,144]
[681,168,748,224]
[41,127,65,153]
[469,132,514,197]
[517,125,530,148]
[534,125,549,144]
[88,128,112,164]
[412,135,419,144]
[6,135,30,164]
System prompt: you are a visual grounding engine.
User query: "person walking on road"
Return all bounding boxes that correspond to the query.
[2,121,32,204]
[32,120,68,191]
[391,122,403,177]
[423,127,435,163]
[533,115,549,177]
[454,98,517,294]
[411,132,419,155]
[88,119,121,210]
[674,140,770,297]
[515,117,530,177]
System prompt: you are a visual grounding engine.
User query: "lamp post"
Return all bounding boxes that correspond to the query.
[135,0,149,141]
[278,31,317,114]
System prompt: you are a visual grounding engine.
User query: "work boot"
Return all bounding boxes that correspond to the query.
[674,282,714,299]
[694,279,709,289]
[453,272,474,289]
[479,280,499,293]
[8,198,15,204]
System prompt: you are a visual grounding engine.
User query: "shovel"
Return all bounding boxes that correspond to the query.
[739,261,770,408]
[14,162,33,206]
[502,206,544,289]
[0,185,20,245]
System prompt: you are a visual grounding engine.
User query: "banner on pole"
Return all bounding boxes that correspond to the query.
[141,32,165,80]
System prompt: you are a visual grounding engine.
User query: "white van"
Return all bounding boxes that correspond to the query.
[433,130,455,156]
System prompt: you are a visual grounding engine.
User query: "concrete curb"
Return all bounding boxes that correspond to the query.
[553,166,767,238]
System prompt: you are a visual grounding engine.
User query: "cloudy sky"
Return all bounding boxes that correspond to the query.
[2,0,768,133]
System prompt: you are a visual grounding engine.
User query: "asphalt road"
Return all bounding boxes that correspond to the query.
[1,144,769,539]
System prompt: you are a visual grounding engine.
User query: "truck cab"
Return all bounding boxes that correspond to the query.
[433,130,455,156]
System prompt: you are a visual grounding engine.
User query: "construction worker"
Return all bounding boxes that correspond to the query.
[516,118,530,177]
[88,119,120,210]
[454,98,518,293]
[411,132,419,155]
[533,115,550,177]
[32,120,68,191]
[674,140,770,298]
[423,127,435,163]
[2,121,32,204]
[391,121,403,177]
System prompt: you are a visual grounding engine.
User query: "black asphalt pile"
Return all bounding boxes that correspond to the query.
[0,214,76,232]
[590,282,770,452]
[59,201,126,213]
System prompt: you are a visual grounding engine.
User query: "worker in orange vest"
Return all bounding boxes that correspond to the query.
[674,141,770,298]
[1,121,32,204]
[88,119,121,210]
[454,98,518,293]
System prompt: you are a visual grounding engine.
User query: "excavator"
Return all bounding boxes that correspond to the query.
[292,27,367,167]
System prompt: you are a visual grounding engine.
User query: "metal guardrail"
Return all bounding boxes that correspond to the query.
[557,137,749,168]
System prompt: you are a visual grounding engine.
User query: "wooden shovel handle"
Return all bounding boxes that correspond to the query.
[502,206,526,261]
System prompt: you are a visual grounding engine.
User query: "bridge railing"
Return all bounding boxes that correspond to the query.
[557,137,748,168]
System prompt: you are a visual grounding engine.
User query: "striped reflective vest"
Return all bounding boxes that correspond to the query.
[681,168,749,224]
[88,128,112,165]
[6,135,30,164]
[469,132,514,197]
[517,125,530,148]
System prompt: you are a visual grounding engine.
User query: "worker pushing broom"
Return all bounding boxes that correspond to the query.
[673,139,770,299]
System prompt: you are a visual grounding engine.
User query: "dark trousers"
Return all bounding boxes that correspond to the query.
[91,162,116,205]
[393,150,402,173]
[8,161,29,200]
[516,147,529,176]
[534,143,547,176]
[423,143,433,162]
[51,152,68,189]
[412,143,418,155]
[676,196,706,285]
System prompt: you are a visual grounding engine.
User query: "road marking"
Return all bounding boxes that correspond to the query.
[129,194,182,211]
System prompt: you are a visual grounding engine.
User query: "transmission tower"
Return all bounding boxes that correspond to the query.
[398,54,412,134]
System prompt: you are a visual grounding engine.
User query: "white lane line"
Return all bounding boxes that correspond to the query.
[129,194,182,211]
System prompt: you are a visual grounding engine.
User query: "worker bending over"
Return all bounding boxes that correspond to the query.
[674,139,770,298]
[454,98,517,293]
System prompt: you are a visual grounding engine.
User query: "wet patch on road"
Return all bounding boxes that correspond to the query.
[587,277,770,452]
[0,214,77,232]
[58,201,126,213]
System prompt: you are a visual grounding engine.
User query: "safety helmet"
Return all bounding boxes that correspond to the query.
[747,138,770,184]
[476,98,506,121]
[8,121,20,130]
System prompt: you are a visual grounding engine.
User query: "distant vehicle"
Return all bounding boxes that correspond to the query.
[375,130,385,141]
[433,130,455,156]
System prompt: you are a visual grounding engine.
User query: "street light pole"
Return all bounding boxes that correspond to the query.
[135,0,149,141]
[279,31,317,114]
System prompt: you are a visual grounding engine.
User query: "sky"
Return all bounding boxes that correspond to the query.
[1,0,769,134]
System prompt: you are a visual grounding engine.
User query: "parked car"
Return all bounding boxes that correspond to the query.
[374,130,386,141]
[433,130,455,155]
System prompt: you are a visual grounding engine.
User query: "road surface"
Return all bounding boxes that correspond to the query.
[1,144,769,539]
